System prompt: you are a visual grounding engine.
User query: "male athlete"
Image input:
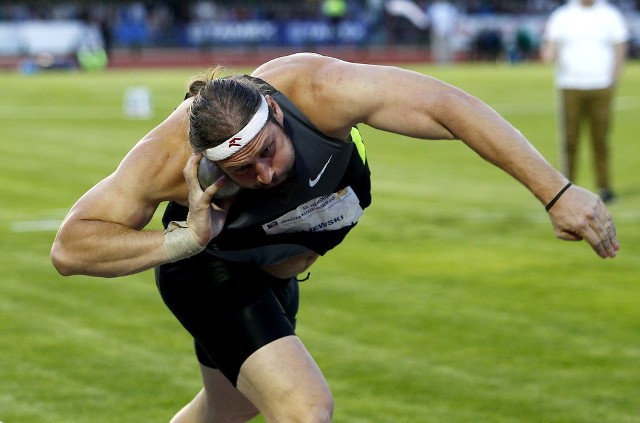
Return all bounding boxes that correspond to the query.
[52,53,619,422]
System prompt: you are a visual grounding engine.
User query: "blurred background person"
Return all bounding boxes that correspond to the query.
[426,0,459,65]
[541,0,629,203]
[383,0,430,46]
[322,0,348,43]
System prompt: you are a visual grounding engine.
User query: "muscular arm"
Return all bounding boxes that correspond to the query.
[361,67,565,205]
[256,53,619,258]
[51,176,167,277]
[51,101,228,277]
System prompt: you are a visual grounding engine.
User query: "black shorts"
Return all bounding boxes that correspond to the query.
[155,251,299,385]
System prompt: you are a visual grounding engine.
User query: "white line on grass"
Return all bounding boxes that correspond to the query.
[0,104,124,120]
[8,207,640,233]
[10,220,62,232]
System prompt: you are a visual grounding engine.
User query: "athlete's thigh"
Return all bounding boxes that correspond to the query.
[236,335,333,420]
[200,364,259,421]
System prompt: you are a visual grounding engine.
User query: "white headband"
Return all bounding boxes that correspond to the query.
[203,95,269,161]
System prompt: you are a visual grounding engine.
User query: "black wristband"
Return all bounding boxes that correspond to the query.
[545,182,572,212]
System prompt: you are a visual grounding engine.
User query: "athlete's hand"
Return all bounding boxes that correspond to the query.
[183,153,234,246]
[547,184,619,258]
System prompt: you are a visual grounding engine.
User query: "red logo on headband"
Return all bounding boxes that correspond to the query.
[228,137,242,148]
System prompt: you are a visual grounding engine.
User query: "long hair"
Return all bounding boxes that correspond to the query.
[186,69,278,152]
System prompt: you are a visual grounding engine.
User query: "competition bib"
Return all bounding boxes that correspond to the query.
[262,186,363,235]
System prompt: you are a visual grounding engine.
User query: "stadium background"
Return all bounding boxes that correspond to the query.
[1,0,639,69]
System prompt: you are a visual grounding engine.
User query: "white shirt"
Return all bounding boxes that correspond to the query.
[427,1,458,37]
[544,0,629,89]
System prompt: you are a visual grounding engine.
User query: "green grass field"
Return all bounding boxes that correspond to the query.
[1,59,639,423]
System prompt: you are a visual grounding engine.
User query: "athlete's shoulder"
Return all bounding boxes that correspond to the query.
[252,53,346,92]
[253,53,336,76]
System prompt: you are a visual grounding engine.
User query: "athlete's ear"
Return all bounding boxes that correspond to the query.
[265,95,284,125]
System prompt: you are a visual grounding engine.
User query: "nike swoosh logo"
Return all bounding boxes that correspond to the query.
[309,155,333,187]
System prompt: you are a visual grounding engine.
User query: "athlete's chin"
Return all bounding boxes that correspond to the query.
[254,183,277,190]
[263,169,293,189]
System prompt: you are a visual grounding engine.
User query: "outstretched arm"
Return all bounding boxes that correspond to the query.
[258,54,619,258]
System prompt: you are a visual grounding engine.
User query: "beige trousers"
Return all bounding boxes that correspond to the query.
[558,87,614,190]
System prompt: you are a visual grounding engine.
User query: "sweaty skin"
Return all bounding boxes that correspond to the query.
[51,53,619,280]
